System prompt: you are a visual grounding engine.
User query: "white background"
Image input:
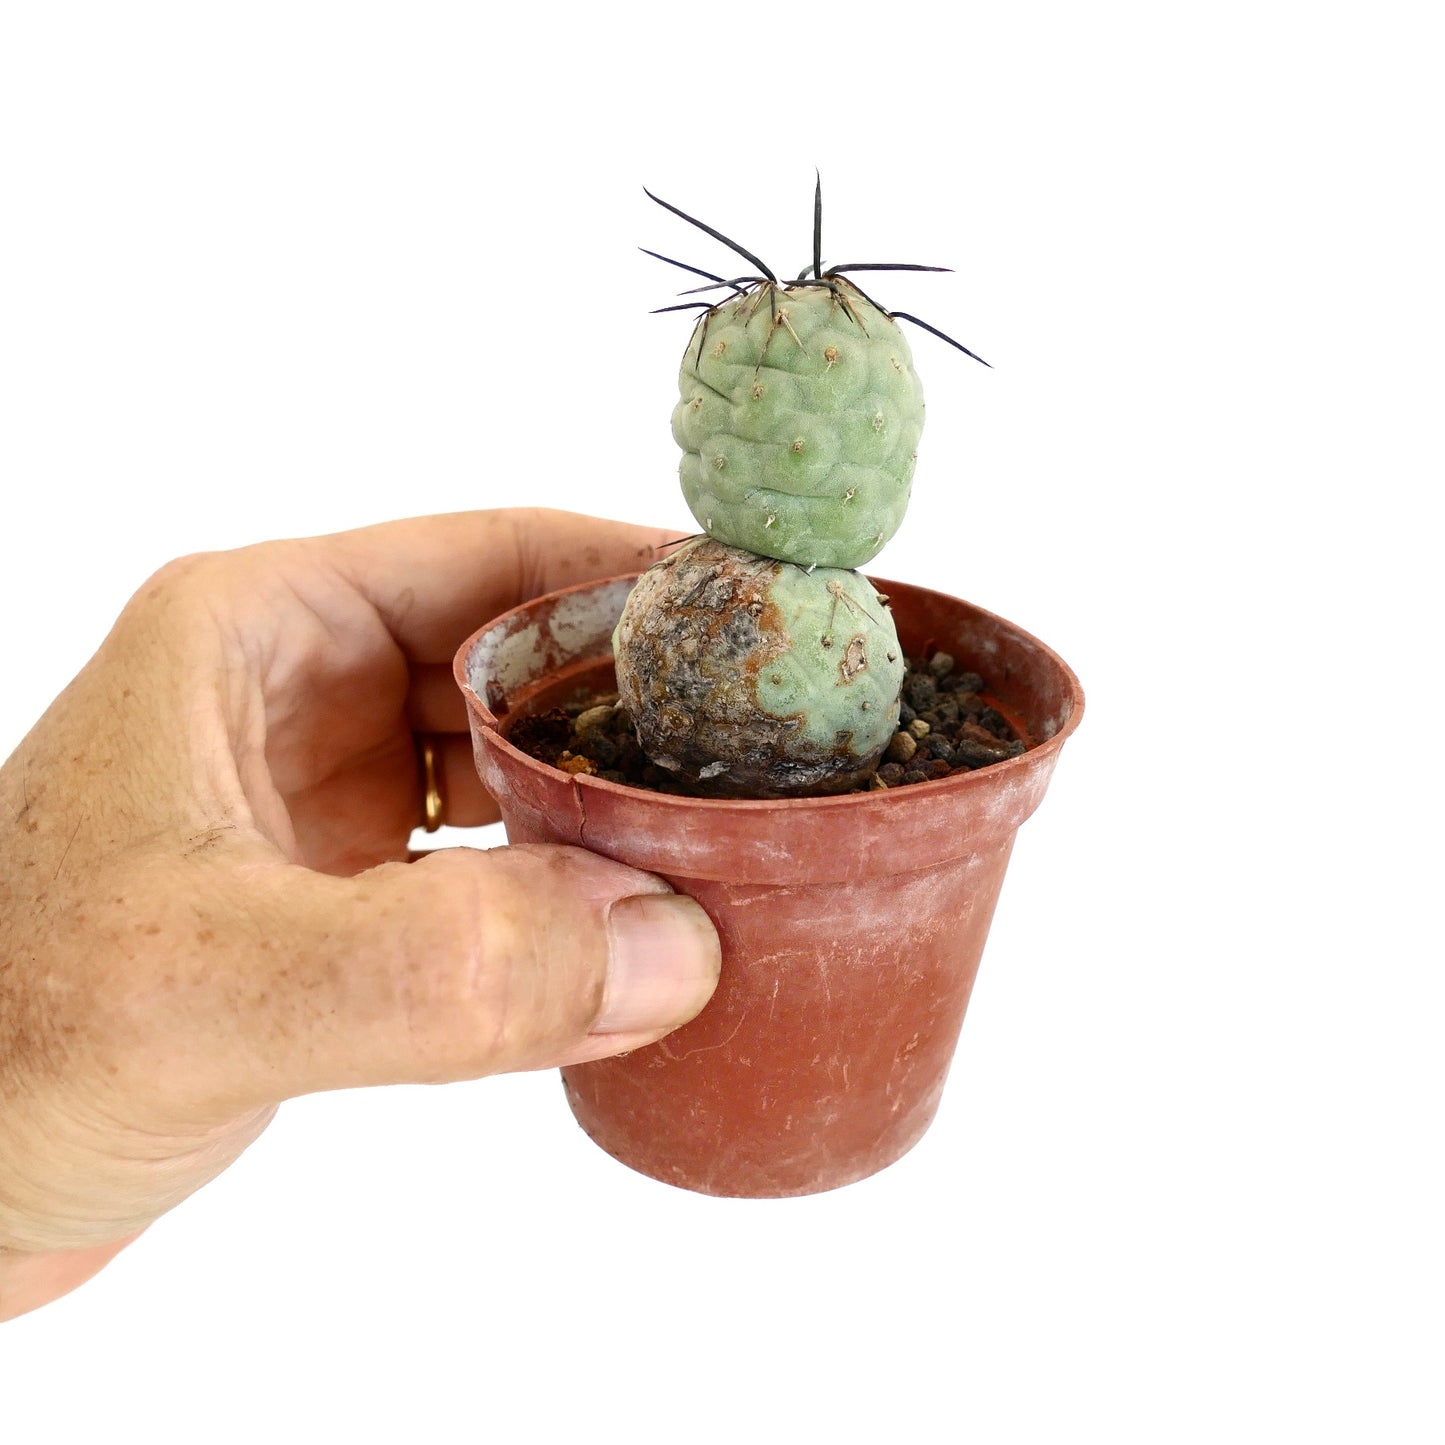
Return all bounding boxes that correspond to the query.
[2,2,1440,1440]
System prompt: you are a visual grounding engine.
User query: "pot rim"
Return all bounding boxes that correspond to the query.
[453,569,1085,815]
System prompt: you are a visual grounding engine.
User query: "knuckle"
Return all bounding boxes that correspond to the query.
[115,553,228,647]
[131,551,223,604]
[388,849,605,1078]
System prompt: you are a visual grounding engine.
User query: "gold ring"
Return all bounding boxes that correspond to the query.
[418,735,445,833]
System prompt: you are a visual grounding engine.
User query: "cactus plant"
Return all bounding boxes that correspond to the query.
[672,279,924,571]
[612,178,986,798]
[613,537,905,798]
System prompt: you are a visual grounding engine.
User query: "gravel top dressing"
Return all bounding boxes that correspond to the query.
[509,646,1027,797]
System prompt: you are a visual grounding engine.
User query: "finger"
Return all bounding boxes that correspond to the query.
[422,732,501,830]
[407,663,471,734]
[323,509,678,664]
[137,841,720,1116]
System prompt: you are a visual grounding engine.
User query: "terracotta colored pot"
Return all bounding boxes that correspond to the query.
[455,573,1083,1197]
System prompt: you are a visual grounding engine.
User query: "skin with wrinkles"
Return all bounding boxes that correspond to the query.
[0,509,721,1319]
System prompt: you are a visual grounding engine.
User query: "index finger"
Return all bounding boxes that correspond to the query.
[322,508,678,663]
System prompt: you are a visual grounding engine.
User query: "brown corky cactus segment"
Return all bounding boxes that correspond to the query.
[612,538,904,798]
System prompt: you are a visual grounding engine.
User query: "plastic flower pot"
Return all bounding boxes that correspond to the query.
[454,572,1083,1198]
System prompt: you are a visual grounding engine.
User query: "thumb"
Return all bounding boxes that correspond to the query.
[157,842,721,1112]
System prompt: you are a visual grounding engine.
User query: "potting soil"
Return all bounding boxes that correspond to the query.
[508,650,1027,795]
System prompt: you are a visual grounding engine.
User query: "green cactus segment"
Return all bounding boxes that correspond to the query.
[672,281,925,570]
[611,538,904,797]
[750,562,903,759]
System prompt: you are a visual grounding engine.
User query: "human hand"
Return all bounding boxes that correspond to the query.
[0,509,721,1320]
